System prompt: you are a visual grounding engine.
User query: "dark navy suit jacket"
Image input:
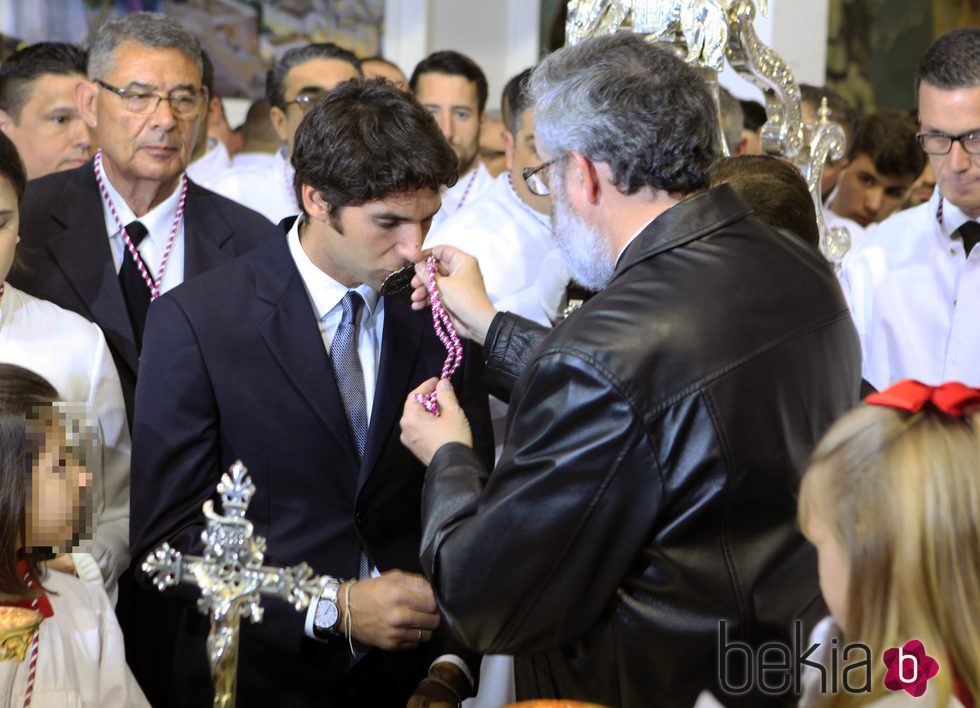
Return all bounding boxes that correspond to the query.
[130,218,494,705]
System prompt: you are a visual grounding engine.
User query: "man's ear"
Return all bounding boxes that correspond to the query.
[503,130,515,172]
[75,79,98,129]
[0,109,14,133]
[270,105,289,144]
[301,183,330,222]
[568,151,601,205]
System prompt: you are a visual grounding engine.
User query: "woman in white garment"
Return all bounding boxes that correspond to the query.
[0,364,147,707]
[0,132,129,602]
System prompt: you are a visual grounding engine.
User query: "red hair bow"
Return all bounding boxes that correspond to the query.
[866,380,980,417]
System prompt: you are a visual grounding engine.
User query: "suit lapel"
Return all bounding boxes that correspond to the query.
[255,230,359,465]
[182,182,235,278]
[358,293,423,491]
[47,163,139,378]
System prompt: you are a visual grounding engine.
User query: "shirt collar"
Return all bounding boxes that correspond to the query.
[101,167,184,252]
[934,186,976,241]
[286,216,379,321]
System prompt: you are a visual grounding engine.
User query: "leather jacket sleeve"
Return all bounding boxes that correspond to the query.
[483,311,550,402]
[419,346,663,655]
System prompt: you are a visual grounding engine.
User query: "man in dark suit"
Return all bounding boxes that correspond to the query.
[9,12,275,424]
[130,79,493,706]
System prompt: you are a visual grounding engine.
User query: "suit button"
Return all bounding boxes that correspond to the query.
[355,511,367,526]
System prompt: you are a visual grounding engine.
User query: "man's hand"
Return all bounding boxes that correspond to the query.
[411,246,498,345]
[407,661,473,708]
[401,378,473,465]
[338,570,440,651]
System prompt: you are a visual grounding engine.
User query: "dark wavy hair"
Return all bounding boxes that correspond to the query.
[530,32,719,195]
[916,26,980,96]
[0,365,59,603]
[0,132,27,203]
[291,78,458,216]
[848,111,925,180]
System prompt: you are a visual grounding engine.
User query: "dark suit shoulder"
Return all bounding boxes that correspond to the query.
[19,165,87,245]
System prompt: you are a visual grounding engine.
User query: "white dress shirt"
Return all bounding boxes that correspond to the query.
[210,146,297,225]
[427,173,563,325]
[0,569,150,707]
[839,187,980,388]
[99,170,186,297]
[430,161,493,232]
[231,150,277,171]
[0,284,131,602]
[186,137,232,189]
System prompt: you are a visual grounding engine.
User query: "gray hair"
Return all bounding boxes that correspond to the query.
[916,27,980,96]
[87,12,203,82]
[529,32,719,195]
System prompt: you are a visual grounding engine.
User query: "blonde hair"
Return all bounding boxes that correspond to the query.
[799,403,980,706]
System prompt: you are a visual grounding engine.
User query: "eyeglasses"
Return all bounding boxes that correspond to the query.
[96,79,206,118]
[916,131,980,155]
[283,89,327,113]
[523,156,563,196]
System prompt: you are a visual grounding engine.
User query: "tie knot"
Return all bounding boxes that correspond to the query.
[340,290,363,326]
[955,220,980,256]
[125,221,149,246]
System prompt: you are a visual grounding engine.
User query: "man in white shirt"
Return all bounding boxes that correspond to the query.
[131,78,492,707]
[410,50,493,230]
[210,43,362,224]
[230,98,282,170]
[840,27,980,388]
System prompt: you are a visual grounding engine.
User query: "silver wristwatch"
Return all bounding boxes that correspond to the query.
[312,578,342,639]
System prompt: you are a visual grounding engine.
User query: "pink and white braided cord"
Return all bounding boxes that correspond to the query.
[414,256,463,416]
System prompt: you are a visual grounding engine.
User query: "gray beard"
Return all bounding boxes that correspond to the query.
[551,182,616,291]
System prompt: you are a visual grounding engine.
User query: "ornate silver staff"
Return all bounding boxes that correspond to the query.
[565,0,851,265]
[142,461,324,708]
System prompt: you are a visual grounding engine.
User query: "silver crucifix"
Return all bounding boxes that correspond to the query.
[142,461,324,708]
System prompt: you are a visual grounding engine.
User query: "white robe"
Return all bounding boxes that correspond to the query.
[186,138,232,190]
[839,188,980,388]
[0,285,131,602]
[0,569,149,708]
[430,161,493,232]
[209,147,295,225]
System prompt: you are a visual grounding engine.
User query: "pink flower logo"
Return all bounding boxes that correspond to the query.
[883,640,940,697]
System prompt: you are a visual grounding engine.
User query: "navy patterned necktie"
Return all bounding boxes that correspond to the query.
[330,291,368,461]
[119,221,152,349]
[328,292,373,618]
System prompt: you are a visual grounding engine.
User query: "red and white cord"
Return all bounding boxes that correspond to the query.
[414,256,463,415]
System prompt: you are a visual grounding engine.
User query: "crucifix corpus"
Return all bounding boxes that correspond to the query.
[142,461,325,708]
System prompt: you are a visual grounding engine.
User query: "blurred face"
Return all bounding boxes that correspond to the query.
[304,189,440,290]
[25,422,91,552]
[830,154,915,226]
[918,82,980,217]
[0,73,93,179]
[361,59,407,89]
[79,42,205,193]
[0,175,19,283]
[415,73,483,175]
[271,58,362,156]
[906,162,936,208]
[480,114,506,177]
[806,513,849,630]
[507,109,550,215]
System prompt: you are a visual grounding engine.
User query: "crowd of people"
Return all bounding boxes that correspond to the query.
[0,9,976,708]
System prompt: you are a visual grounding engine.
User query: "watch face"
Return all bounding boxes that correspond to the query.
[315,599,339,631]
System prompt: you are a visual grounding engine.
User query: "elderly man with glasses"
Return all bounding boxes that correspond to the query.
[210,43,363,224]
[8,13,277,704]
[840,26,980,389]
[399,32,860,707]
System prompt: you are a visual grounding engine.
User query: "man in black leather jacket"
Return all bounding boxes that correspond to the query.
[400,33,861,708]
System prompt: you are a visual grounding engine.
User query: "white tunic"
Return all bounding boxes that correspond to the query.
[209,146,295,225]
[430,161,493,232]
[823,203,868,251]
[186,137,232,189]
[0,285,131,602]
[839,188,980,388]
[426,172,563,324]
[0,570,149,708]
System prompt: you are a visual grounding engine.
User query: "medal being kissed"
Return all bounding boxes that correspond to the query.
[379,263,416,296]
